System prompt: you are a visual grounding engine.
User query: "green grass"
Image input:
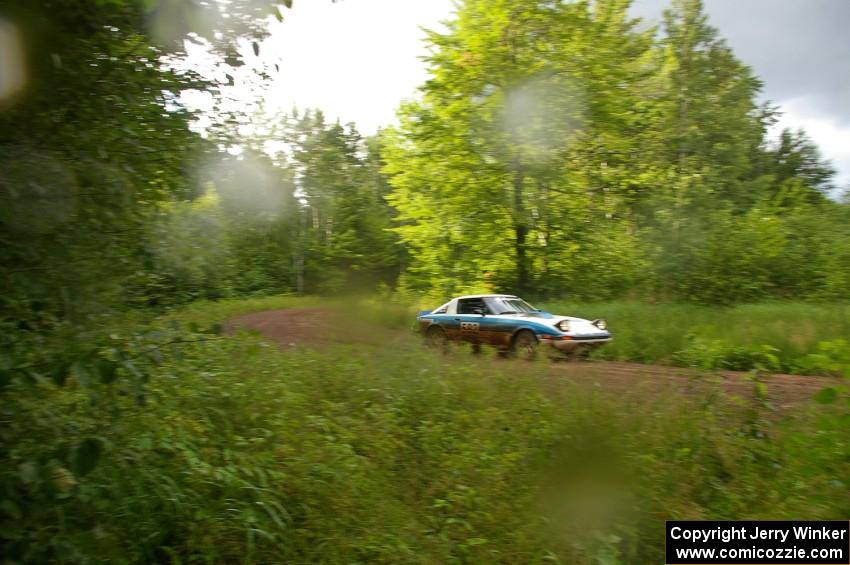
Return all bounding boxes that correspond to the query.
[164,293,324,327]
[539,300,850,374]
[3,297,849,563]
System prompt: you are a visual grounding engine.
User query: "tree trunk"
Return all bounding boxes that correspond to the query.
[512,155,529,294]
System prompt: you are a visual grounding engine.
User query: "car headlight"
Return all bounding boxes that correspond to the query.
[556,320,570,332]
[592,319,607,330]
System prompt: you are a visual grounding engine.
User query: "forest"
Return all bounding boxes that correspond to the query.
[1,0,849,563]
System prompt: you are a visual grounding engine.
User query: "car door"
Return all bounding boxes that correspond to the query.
[434,300,462,340]
[455,298,487,344]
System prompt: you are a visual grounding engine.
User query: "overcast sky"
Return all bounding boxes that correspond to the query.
[208,0,850,188]
[631,0,850,188]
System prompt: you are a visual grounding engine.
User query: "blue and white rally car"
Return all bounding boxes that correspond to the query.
[417,294,611,359]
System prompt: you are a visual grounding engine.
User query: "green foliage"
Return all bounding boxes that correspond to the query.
[1,1,375,330]
[0,0,213,329]
[383,0,658,296]
[164,293,321,327]
[673,339,781,372]
[0,311,231,562]
[382,0,848,304]
[799,339,850,378]
[2,298,849,563]
[539,300,850,373]
[290,112,402,293]
[125,114,402,307]
[4,0,849,338]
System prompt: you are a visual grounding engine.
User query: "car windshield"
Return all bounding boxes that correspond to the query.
[487,297,537,314]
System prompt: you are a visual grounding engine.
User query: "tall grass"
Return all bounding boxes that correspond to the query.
[540,301,850,373]
[167,293,324,327]
[3,298,849,563]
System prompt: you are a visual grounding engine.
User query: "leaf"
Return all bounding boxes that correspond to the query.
[51,362,69,386]
[814,387,838,404]
[71,362,92,388]
[96,359,118,384]
[149,349,163,367]
[18,461,38,484]
[124,360,144,380]
[0,499,22,520]
[252,42,260,57]
[282,0,293,8]
[51,466,77,492]
[25,370,49,385]
[71,438,102,477]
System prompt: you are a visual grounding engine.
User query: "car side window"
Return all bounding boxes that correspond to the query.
[458,298,487,314]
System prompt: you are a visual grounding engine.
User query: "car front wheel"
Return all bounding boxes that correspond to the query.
[425,326,448,352]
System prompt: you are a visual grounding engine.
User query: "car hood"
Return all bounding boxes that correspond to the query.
[545,314,605,334]
[490,312,607,335]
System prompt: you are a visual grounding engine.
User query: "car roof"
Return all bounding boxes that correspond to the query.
[455,294,517,299]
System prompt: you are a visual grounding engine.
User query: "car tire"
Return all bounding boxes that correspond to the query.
[512,330,538,361]
[425,326,448,352]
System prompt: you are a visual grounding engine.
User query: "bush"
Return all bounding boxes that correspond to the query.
[3,299,849,563]
[798,339,850,377]
[538,301,850,374]
[672,338,781,372]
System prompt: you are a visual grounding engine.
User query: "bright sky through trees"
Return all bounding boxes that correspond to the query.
[180,0,848,188]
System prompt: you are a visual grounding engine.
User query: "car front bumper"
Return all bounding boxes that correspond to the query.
[538,334,612,352]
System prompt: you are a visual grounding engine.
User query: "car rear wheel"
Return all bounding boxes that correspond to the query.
[512,330,538,361]
[425,326,448,352]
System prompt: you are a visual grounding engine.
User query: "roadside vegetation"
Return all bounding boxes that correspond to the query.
[539,301,850,375]
[350,297,850,375]
[3,297,849,563]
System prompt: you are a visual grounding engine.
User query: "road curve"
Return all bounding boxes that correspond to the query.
[226,306,838,410]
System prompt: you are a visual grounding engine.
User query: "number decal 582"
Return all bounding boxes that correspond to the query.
[460,322,480,333]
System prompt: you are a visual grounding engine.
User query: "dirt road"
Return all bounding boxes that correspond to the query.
[227,306,838,410]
